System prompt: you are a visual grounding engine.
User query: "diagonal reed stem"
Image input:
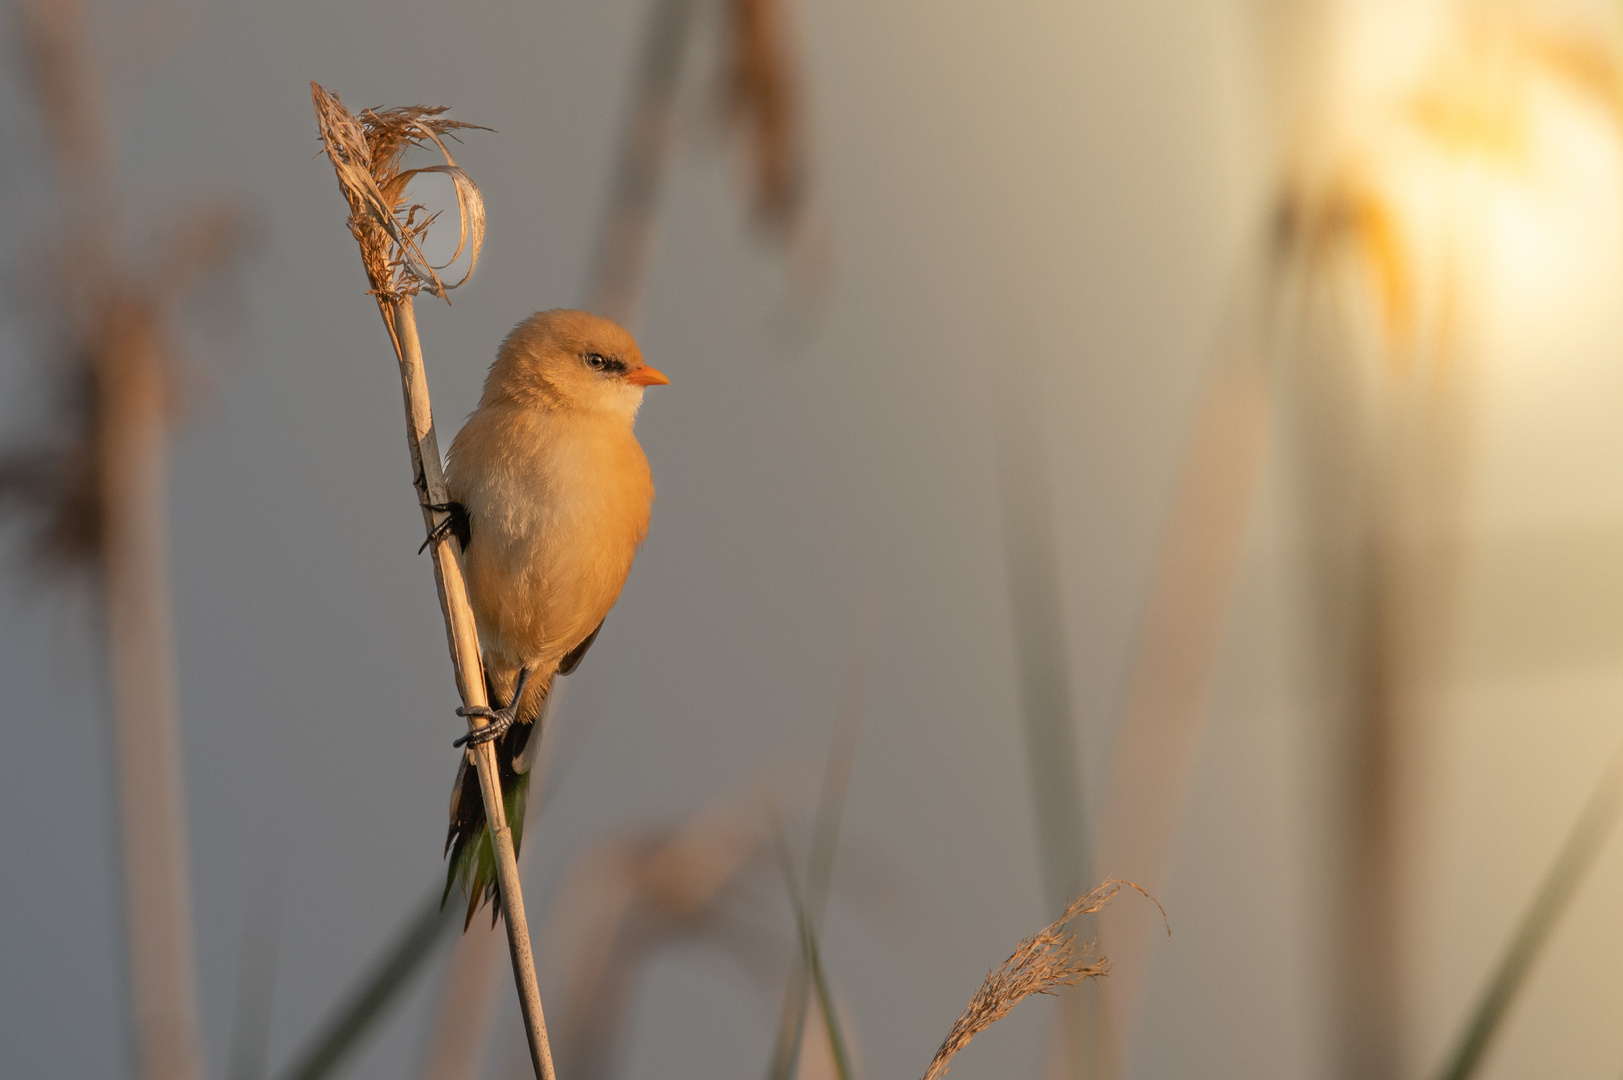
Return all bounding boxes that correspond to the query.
[278,891,455,1080]
[374,295,557,1080]
[1429,734,1623,1080]
[992,342,1098,1079]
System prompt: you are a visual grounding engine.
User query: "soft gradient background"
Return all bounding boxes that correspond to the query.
[4,1,1623,1079]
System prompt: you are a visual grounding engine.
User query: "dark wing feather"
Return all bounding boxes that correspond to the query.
[558,618,605,676]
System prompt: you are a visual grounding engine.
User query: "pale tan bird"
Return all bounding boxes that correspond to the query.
[439,309,668,922]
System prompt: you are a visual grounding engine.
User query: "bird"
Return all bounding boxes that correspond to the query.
[439,308,668,926]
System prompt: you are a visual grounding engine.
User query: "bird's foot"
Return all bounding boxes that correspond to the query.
[419,502,470,554]
[453,667,532,748]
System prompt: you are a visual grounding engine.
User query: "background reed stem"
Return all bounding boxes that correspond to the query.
[100,296,206,1080]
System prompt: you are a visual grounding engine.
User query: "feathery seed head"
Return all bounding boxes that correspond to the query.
[311,83,487,302]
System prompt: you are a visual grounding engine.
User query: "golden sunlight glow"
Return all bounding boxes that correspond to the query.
[1308,3,1623,373]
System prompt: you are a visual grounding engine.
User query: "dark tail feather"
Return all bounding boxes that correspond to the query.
[443,716,536,930]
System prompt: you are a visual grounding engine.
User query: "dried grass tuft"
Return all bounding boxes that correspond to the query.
[309,83,486,301]
[920,879,1162,1080]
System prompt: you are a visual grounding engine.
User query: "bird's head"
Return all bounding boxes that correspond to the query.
[482,309,669,420]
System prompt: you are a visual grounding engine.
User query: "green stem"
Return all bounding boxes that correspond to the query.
[278,891,456,1080]
[1431,736,1623,1080]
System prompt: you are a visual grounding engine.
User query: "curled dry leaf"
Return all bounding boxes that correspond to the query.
[921,879,1164,1080]
[309,83,486,301]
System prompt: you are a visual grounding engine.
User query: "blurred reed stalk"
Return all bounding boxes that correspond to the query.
[991,342,1100,1079]
[308,84,555,1080]
[769,822,855,1080]
[543,791,773,1078]
[533,774,866,1080]
[1091,284,1274,1050]
[277,892,457,1080]
[228,861,283,1080]
[587,0,699,323]
[99,262,202,1080]
[0,3,249,1078]
[1271,156,1469,1080]
[588,0,810,324]
[763,609,873,1080]
[417,919,507,1080]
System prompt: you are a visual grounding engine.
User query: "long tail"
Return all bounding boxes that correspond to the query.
[443,673,549,929]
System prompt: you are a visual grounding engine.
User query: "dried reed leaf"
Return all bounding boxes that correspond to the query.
[920,880,1161,1080]
[309,83,486,301]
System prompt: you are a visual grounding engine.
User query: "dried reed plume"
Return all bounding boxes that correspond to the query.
[921,880,1159,1080]
[310,83,555,1080]
[310,93,485,300]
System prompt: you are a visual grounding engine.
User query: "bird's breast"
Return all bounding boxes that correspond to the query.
[447,406,653,668]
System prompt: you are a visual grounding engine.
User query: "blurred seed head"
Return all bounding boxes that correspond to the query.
[1271,4,1623,369]
[719,0,809,237]
[0,0,249,576]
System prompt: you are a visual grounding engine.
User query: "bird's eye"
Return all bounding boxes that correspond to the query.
[584,352,608,371]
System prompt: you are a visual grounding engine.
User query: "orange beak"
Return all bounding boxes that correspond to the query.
[625,365,670,387]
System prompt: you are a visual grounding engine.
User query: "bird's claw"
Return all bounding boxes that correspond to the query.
[453,707,514,747]
[452,667,531,748]
[419,502,470,554]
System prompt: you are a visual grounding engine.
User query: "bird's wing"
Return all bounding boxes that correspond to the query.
[449,501,471,550]
[557,618,605,676]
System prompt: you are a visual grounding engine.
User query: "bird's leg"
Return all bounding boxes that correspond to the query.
[453,667,532,748]
[419,501,471,554]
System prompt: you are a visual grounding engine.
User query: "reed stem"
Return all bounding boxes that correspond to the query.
[373,295,557,1080]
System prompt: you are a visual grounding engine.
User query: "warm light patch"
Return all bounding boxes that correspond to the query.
[1294,6,1623,375]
